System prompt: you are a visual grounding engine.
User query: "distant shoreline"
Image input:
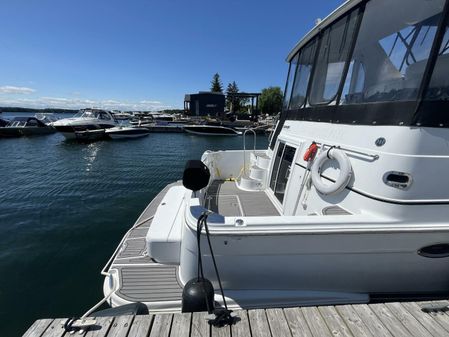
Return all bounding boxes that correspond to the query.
[0,107,78,114]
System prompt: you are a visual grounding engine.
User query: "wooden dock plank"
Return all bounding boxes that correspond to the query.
[318,305,354,337]
[36,319,66,337]
[266,308,292,337]
[369,304,412,337]
[24,300,449,337]
[210,324,231,337]
[283,307,313,337]
[127,315,153,337]
[231,310,252,337]
[84,316,114,337]
[22,319,53,337]
[170,313,191,337]
[248,309,272,337]
[104,315,134,337]
[191,312,210,337]
[401,302,449,336]
[351,304,393,337]
[149,314,173,337]
[335,305,373,337]
[301,307,333,337]
[384,303,433,337]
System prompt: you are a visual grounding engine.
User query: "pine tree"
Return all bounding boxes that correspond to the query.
[226,81,240,112]
[210,73,223,93]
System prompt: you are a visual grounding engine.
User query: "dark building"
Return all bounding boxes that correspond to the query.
[184,91,225,117]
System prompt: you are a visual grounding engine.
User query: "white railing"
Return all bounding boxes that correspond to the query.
[243,129,257,175]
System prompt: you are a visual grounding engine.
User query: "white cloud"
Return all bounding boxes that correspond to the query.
[0,85,36,94]
[0,96,174,111]
[139,100,162,104]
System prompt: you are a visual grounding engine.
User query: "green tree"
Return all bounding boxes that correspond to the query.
[259,86,283,115]
[226,81,240,112]
[210,73,223,93]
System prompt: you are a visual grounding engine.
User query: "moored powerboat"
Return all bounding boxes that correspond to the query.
[0,116,56,137]
[105,126,150,139]
[51,109,117,139]
[102,0,449,313]
[183,123,242,136]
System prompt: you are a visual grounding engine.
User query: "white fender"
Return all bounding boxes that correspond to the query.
[311,148,352,195]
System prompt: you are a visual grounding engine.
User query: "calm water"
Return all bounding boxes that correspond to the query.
[0,112,267,337]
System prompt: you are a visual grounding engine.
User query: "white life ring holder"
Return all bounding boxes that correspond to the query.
[311,147,352,195]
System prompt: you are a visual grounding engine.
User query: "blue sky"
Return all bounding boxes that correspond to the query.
[0,0,343,110]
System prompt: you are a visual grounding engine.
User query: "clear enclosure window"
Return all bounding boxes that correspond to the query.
[283,54,298,110]
[274,145,296,204]
[269,142,285,191]
[289,40,317,109]
[341,0,445,104]
[309,10,359,104]
[426,19,449,100]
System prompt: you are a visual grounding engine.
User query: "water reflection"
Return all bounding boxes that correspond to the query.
[83,141,104,172]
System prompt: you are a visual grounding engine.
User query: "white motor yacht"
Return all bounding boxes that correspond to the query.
[102,0,449,313]
[52,109,117,139]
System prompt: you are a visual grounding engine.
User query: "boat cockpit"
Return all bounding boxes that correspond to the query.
[72,109,114,120]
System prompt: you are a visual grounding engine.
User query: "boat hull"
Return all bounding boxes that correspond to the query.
[179,223,449,298]
[53,124,115,139]
[106,127,150,139]
[184,126,241,136]
[0,126,55,137]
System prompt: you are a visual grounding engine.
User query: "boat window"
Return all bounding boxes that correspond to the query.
[274,145,296,204]
[309,10,359,105]
[283,53,299,110]
[426,18,449,100]
[289,40,317,109]
[269,142,285,191]
[27,119,38,126]
[83,111,96,118]
[341,0,445,104]
[99,112,111,120]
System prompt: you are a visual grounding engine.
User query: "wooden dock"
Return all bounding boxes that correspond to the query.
[23,300,449,337]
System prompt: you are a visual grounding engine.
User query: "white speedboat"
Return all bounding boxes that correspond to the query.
[52,109,117,139]
[110,111,132,120]
[102,0,449,313]
[183,124,242,136]
[105,126,150,139]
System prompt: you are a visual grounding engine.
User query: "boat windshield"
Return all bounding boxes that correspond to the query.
[73,110,111,119]
[341,0,445,104]
[276,0,449,131]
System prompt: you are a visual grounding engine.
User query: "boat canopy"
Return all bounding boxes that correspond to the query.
[7,117,47,127]
[279,0,449,129]
[73,110,113,120]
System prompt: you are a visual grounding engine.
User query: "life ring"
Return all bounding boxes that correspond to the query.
[311,148,352,195]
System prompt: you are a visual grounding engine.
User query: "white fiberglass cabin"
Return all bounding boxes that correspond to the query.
[52,109,117,139]
[103,0,449,312]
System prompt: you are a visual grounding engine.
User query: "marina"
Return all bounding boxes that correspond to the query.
[4,0,449,335]
[0,129,267,337]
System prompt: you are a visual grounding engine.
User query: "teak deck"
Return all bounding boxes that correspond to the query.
[23,301,449,337]
[109,180,278,308]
